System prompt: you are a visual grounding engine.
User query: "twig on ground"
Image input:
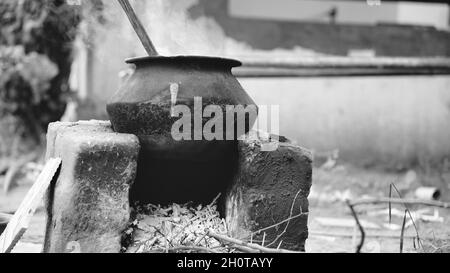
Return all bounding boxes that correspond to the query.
[232,245,260,253]
[432,244,450,253]
[207,230,302,254]
[349,198,450,209]
[389,185,393,224]
[255,189,304,248]
[193,233,208,247]
[309,231,438,240]
[170,214,205,245]
[153,226,174,248]
[168,246,219,253]
[209,193,222,207]
[400,209,407,253]
[249,212,308,238]
[277,240,283,250]
[350,183,429,250]
[346,200,365,253]
[391,183,423,247]
[390,183,423,250]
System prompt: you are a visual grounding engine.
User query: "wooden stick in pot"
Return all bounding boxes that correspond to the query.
[117,0,158,56]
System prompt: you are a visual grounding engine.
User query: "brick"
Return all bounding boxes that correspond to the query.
[43,121,140,253]
[225,136,312,251]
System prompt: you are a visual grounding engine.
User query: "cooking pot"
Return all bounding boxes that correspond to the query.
[107,56,257,205]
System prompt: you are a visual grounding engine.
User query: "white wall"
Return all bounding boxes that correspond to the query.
[73,0,450,166]
[229,0,398,24]
[229,0,449,29]
[397,2,449,30]
[240,75,450,166]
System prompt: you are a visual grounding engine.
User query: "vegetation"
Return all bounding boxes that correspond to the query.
[0,0,81,154]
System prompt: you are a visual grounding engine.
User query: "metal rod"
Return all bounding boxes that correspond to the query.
[117,0,158,56]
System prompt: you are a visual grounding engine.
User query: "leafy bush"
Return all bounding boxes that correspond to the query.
[0,0,80,152]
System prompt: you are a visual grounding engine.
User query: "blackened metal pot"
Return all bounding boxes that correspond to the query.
[107,56,256,206]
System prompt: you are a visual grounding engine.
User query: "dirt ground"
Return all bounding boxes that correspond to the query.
[1,163,449,253]
[307,165,450,253]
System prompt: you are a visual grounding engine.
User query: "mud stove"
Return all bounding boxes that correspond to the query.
[43,56,312,253]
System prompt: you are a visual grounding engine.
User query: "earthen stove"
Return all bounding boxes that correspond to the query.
[42,56,312,253]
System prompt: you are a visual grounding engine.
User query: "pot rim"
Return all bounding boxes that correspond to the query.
[125,55,242,68]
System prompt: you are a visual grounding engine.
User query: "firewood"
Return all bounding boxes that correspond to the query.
[207,230,302,254]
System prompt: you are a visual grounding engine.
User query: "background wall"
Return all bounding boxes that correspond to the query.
[240,75,450,168]
[228,0,449,30]
[71,0,450,167]
[190,0,450,56]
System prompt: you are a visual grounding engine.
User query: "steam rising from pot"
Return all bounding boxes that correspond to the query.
[79,0,320,60]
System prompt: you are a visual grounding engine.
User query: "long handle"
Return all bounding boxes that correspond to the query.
[117,0,158,56]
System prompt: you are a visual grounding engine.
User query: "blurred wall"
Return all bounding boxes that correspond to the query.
[240,75,450,167]
[191,0,450,56]
[83,46,450,167]
[74,0,450,167]
[229,0,449,30]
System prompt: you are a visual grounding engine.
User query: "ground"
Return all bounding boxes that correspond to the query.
[307,165,450,253]
[1,163,449,253]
